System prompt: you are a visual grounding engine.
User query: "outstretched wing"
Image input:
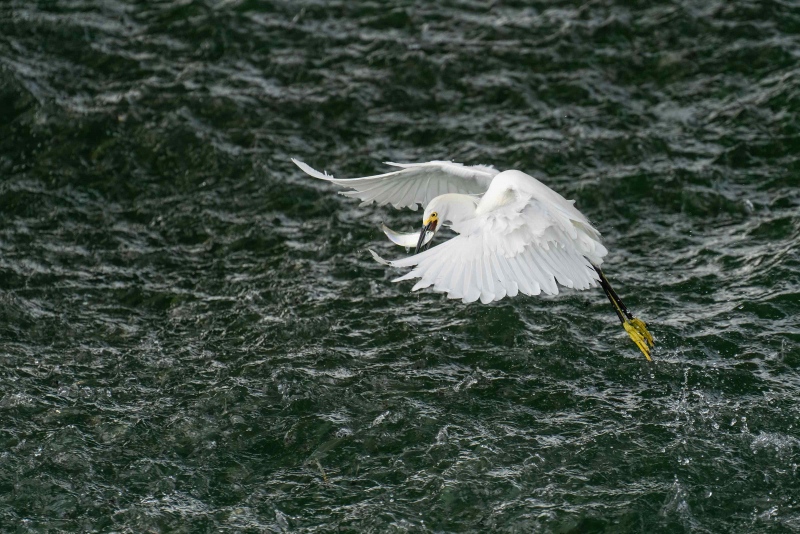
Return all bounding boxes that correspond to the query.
[370,193,607,304]
[292,159,498,211]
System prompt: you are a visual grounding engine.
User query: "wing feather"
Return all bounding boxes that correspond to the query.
[497,254,519,298]
[528,249,559,295]
[449,261,466,301]
[542,245,571,289]
[556,247,580,288]
[518,250,543,296]
[489,254,508,300]
[462,257,479,303]
[482,249,497,303]
[472,252,487,303]
[391,175,417,209]
[293,159,498,210]
[435,254,459,295]
[507,254,534,296]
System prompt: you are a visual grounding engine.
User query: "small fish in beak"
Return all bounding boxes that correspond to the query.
[381,223,434,249]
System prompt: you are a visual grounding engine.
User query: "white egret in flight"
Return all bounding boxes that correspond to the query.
[292,159,654,360]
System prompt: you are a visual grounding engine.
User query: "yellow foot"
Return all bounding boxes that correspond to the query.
[623,317,655,361]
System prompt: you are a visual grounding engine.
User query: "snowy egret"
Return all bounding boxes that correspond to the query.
[293,159,654,360]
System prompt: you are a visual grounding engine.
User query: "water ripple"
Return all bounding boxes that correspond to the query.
[1,0,799,531]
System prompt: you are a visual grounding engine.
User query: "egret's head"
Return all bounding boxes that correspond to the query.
[414,197,450,254]
[415,195,479,254]
[414,207,440,254]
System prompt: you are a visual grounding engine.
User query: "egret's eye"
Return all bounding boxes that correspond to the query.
[431,212,438,218]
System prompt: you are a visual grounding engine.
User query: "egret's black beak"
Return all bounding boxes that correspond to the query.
[414,220,437,254]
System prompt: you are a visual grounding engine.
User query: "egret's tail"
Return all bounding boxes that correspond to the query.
[593,266,654,361]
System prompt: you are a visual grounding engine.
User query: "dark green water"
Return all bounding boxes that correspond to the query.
[1,1,799,532]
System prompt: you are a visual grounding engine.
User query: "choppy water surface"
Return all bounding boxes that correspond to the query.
[1,0,799,531]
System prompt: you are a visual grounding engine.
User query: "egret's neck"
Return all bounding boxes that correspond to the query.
[431,194,479,225]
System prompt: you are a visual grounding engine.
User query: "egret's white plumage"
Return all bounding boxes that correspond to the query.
[293,158,654,359]
[295,159,607,303]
